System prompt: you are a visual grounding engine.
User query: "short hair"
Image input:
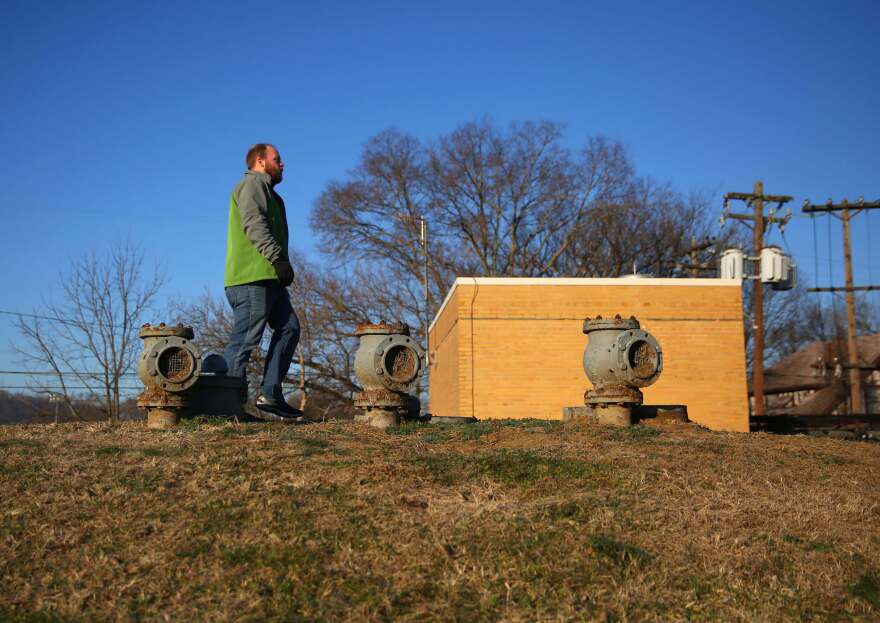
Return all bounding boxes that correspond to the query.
[245,143,275,169]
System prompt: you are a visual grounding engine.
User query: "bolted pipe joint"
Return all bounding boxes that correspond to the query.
[136,323,202,429]
[353,321,425,430]
[581,314,663,425]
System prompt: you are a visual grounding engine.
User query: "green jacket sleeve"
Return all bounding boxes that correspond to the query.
[235,176,285,264]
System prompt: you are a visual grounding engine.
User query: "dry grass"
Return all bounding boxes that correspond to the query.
[1,417,879,622]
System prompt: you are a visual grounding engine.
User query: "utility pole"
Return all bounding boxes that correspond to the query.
[723,181,793,417]
[391,213,432,415]
[419,216,430,363]
[393,213,431,355]
[803,198,880,414]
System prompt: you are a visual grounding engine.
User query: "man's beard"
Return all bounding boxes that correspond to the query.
[267,165,283,185]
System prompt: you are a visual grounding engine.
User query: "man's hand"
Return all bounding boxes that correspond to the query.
[273,260,295,287]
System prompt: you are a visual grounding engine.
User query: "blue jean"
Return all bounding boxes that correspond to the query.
[223,281,300,401]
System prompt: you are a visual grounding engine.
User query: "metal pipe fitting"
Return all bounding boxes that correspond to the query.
[137,323,201,428]
[581,314,663,425]
[353,321,425,429]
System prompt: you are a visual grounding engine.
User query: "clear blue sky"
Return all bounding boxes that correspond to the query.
[1,0,878,387]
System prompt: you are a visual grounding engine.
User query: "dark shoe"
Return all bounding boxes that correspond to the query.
[255,395,305,422]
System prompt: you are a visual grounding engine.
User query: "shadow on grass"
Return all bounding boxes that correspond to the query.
[388,418,560,444]
[0,608,79,623]
[589,533,651,567]
[416,449,612,487]
[606,424,661,442]
[849,572,880,609]
[0,439,44,450]
[781,533,834,553]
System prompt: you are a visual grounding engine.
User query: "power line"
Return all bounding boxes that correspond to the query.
[0,309,135,331]
[812,215,819,291]
[0,385,143,391]
[0,370,138,377]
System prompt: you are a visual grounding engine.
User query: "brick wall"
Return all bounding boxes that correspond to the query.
[428,278,749,432]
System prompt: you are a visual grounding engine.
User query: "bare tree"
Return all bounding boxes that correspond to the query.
[313,120,724,287]
[306,119,729,413]
[13,239,165,420]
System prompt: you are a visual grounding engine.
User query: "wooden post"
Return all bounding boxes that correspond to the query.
[752,181,765,417]
[841,202,864,413]
[723,184,793,420]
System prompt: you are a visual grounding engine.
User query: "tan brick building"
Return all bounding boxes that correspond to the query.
[427,277,749,432]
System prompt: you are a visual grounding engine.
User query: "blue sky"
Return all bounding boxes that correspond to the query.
[1,0,879,388]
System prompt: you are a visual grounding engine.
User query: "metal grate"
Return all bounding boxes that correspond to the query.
[629,341,658,379]
[158,347,194,382]
[385,345,417,383]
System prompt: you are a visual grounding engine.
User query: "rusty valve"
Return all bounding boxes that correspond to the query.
[353,321,425,429]
[581,315,663,425]
[136,323,202,429]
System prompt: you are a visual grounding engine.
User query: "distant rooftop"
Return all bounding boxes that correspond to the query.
[759,333,880,395]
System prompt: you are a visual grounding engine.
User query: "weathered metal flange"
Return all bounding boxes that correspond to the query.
[139,323,195,340]
[138,387,189,430]
[585,384,643,405]
[137,335,202,392]
[354,326,424,392]
[353,388,408,410]
[371,334,424,389]
[354,321,410,337]
[137,387,188,410]
[613,329,663,387]
[583,314,640,334]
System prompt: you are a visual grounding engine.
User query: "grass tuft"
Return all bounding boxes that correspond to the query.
[457,421,495,441]
[0,439,43,449]
[386,421,431,435]
[0,608,79,623]
[849,572,880,609]
[589,534,651,567]
[421,430,453,443]
[608,424,661,441]
[418,449,611,487]
[217,426,261,437]
[495,418,561,431]
[94,445,130,456]
[782,533,834,552]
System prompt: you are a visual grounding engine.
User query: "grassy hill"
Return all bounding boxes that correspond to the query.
[1,418,878,622]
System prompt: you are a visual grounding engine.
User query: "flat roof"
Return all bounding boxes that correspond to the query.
[428,276,742,333]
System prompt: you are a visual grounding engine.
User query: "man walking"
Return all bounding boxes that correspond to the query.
[223,143,303,420]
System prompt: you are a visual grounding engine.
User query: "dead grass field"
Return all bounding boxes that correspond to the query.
[1,417,879,622]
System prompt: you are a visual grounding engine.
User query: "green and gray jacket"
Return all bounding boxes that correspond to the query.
[224,171,289,287]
